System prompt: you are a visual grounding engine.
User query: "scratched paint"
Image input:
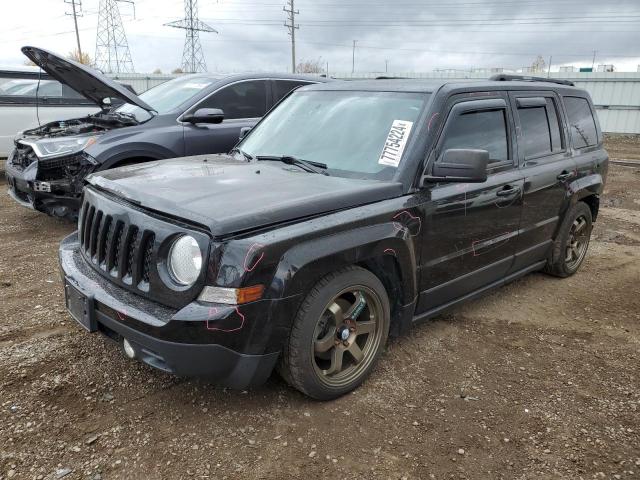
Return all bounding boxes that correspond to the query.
[243,243,265,273]
[383,248,397,256]
[471,232,511,256]
[391,210,422,237]
[206,306,246,333]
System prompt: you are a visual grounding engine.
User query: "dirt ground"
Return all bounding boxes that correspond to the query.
[0,137,639,480]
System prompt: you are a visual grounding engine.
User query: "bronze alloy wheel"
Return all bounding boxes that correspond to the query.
[565,215,590,270]
[311,285,385,388]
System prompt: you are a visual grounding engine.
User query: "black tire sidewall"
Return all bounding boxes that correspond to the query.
[553,202,593,277]
[287,267,390,400]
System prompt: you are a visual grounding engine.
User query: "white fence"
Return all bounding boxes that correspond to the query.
[108,72,640,134]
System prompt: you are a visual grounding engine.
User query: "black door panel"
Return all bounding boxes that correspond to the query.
[509,91,575,273]
[417,171,523,312]
[416,93,523,314]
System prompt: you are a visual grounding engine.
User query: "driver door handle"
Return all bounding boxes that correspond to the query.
[496,185,521,197]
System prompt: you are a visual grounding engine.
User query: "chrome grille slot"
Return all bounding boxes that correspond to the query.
[140,232,155,287]
[78,202,89,245]
[122,226,139,284]
[89,210,103,261]
[110,221,124,276]
[83,206,95,252]
[97,215,113,267]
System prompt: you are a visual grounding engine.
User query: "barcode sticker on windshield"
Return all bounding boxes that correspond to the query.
[378,120,413,168]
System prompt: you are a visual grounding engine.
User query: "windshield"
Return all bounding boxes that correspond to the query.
[116,75,219,121]
[240,90,428,180]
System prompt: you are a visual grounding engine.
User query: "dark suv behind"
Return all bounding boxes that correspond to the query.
[6,46,326,218]
[59,75,608,400]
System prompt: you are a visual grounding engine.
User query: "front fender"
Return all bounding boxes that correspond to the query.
[272,222,418,306]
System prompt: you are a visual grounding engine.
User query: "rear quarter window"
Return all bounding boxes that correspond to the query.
[563,96,599,148]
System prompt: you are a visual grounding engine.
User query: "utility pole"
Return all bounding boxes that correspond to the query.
[283,0,299,73]
[165,0,218,73]
[352,40,357,74]
[591,50,597,71]
[385,59,389,73]
[547,55,552,77]
[95,0,135,73]
[65,0,83,59]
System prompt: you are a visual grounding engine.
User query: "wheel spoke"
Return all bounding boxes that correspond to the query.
[327,302,344,324]
[565,246,573,262]
[348,342,365,364]
[574,218,587,234]
[344,291,366,320]
[315,331,336,353]
[323,347,344,375]
[356,320,376,335]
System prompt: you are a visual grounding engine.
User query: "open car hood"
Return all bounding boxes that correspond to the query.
[87,155,404,237]
[21,46,154,112]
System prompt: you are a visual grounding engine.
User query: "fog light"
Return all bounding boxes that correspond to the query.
[123,338,136,359]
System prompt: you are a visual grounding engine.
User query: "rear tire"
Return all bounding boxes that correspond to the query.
[278,266,390,400]
[544,202,593,278]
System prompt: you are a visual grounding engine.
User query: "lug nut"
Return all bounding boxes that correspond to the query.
[343,340,349,346]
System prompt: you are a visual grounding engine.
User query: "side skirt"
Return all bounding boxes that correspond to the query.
[412,260,547,324]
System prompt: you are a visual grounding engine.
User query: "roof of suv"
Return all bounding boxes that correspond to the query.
[301,78,580,94]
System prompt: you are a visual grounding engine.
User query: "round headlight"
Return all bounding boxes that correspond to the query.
[168,235,202,286]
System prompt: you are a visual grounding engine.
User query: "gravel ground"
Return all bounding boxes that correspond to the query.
[0,139,639,480]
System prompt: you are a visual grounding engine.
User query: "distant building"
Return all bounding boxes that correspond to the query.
[559,66,579,73]
[597,64,615,72]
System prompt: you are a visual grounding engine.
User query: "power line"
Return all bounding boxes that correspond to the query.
[165,0,218,73]
[95,0,135,73]
[283,0,299,73]
[64,0,83,58]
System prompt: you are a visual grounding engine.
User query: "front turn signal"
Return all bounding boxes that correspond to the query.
[198,284,265,305]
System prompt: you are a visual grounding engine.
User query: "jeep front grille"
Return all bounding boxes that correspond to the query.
[77,187,209,309]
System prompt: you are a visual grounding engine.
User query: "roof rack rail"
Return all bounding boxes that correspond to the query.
[489,74,575,87]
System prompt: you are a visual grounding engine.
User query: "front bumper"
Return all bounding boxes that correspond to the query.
[5,156,82,218]
[59,233,282,389]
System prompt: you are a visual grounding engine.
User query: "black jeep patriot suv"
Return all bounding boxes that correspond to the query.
[59,75,608,400]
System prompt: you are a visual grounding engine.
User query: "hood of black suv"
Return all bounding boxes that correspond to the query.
[22,46,154,112]
[87,155,403,236]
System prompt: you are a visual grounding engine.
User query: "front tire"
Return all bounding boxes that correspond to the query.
[278,266,390,400]
[545,201,593,277]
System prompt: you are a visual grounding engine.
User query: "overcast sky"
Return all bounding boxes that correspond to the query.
[1,0,639,74]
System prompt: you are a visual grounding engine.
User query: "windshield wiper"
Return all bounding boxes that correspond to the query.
[256,155,329,176]
[230,147,255,162]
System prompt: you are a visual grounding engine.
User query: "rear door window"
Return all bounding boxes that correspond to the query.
[200,80,268,120]
[563,96,598,148]
[440,108,509,165]
[0,73,92,105]
[516,96,564,159]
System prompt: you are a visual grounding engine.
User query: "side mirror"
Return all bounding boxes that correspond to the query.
[424,149,489,184]
[183,108,224,124]
[239,126,252,140]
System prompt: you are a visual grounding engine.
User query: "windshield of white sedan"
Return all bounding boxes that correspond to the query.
[240,90,428,180]
[116,75,219,121]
